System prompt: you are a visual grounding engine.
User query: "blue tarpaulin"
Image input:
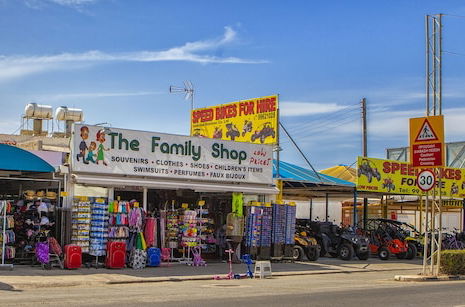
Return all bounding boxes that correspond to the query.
[0,144,55,173]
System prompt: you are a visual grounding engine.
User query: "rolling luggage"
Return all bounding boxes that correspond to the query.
[64,245,82,269]
[106,241,126,269]
[146,247,161,267]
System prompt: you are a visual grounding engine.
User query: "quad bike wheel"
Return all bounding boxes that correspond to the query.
[339,243,354,260]
[357,251,370,260]
[292,246,305,261]
[378,246,390,260]
[406,244,418,260]
[306,246,319,261]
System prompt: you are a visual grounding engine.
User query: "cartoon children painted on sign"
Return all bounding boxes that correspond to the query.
[96,129,109,166]
[86,141,97,164]
[76,126,89,164]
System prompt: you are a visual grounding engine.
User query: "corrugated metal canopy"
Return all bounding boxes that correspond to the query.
[0,144,55,173]
[273,160,354,187]
[320,164,356,183]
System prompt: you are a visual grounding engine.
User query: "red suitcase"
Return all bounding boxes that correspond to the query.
[106,241,126,269]
[64,245,82,269]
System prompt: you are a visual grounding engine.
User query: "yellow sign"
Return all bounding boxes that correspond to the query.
[60,191,68,197]
[198,200,205,206]
[356,156,465,198]
[409,115,444,167]
[190,95,278,144]
[181,203,189,209]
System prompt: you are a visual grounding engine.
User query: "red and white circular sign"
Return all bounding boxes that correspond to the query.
[416,170,436,192]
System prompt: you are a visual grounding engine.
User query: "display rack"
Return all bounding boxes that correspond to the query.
[0,200,13,270]
[71,198,91,253]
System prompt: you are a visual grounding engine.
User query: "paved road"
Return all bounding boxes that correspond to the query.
[2,268,464,307]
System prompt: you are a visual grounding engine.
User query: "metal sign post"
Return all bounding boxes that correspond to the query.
[419,14,443,276]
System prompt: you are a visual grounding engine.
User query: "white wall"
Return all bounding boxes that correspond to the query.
[288,198,343,225]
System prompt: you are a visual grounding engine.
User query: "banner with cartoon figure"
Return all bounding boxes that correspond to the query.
[356,156,465,198]
[190,95,278,144]
[71,124,273,184]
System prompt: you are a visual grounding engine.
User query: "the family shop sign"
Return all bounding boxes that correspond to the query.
[71,124,273,184]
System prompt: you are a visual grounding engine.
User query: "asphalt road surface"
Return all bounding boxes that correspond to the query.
[2,269,465,307]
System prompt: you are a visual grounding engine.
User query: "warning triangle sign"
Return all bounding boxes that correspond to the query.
[415,119,439,142]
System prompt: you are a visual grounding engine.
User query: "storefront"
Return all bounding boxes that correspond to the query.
[0,144,63,268]
[64,124,278,266]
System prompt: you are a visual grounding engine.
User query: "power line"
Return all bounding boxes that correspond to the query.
[443,50,465,57]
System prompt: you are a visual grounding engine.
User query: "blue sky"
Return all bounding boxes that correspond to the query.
[1,0,465,169]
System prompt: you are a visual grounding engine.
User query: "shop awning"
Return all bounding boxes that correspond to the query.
[319,164,357,183]
[72,174,279,195]
[0,144,55,173]
[273,160,354,187]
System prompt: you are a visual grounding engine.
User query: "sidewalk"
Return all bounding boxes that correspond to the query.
[0,258,422,290]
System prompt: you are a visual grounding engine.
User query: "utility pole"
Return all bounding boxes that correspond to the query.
[423,14,443,276]
[361,97,368,229]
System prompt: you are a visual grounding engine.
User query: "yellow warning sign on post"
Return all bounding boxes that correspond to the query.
[409,115,444,168]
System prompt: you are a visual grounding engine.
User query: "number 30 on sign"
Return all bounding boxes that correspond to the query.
[417,170,436,192]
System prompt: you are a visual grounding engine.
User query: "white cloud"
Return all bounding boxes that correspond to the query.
[280,101,347,116]
[24,0,98,9]
[41,91,162,101]
[0,27,266,82]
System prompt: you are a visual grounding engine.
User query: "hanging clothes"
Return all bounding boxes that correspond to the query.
[144,217,156,247]
[232,192,244,217]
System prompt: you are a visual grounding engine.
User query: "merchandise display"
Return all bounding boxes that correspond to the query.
[108,200,130,242]
[71,199,91,253]
[89,199,108,257]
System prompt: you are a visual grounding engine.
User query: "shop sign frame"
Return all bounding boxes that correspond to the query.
[356,156,464,198]
[190,95,278,145]
[71,124,274,185]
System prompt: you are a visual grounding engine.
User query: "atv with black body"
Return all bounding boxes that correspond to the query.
[306,221,370,260]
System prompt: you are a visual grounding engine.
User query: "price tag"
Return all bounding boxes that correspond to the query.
[198,200,205,206]
[182,203,189,209]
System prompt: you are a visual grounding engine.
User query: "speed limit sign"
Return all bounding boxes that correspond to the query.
[417,170,436,192]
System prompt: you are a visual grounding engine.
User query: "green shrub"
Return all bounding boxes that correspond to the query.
[440,250,465,275]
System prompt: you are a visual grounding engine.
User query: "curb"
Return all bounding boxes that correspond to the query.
[1,267,421,289]
[105,268,420,285]
[394,274,465,282]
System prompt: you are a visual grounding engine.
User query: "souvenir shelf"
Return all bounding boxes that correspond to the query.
[71,198,91,253]
[89,199,108,257]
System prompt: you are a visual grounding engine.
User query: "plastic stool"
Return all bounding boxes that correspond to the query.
[254,260,272,279]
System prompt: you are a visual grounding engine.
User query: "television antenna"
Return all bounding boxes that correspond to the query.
[169,80,195,111]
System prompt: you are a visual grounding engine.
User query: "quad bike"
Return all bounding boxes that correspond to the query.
[242,120,253,137]
[251,122,276,144]
[307,221,370,261]
[192,128,208,138]
[225,123,240,141]
[212,127,223,139]
[358,159,381,183]
[382,178,395,192]
[293,225,320,261]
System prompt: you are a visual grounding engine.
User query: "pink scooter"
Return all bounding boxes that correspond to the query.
[213,249,234,280]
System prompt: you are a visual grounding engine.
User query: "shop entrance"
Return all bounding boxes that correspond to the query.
[114,188,143,204]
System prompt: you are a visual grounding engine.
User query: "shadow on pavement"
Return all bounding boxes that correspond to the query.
[0,282,22,292]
